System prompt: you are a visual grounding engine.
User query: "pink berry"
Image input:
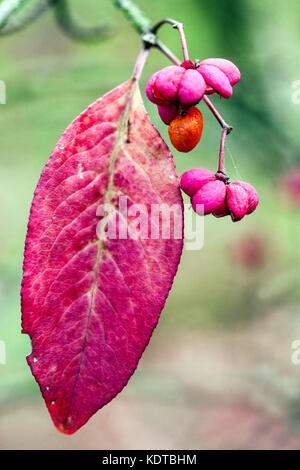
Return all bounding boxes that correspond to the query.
[226,184,249,222]
[146,71,169,105]
[153,66,185,102]
[192,180,226,215]
[199,58,241,86]
[146,58,240,109]
[180,168,216,197]
[145,71,170,106]
[157,103,178,125]
[212,201,229,218]
[197,64,233,99]
[177,69,206,105]
[146,65,206,108]
[231,181,259,214]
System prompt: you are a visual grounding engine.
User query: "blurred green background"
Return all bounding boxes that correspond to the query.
[1,0,300,449]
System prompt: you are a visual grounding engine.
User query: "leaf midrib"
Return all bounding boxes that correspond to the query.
[65,79,137,424]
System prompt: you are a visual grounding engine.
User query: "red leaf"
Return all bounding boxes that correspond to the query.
[21,79,183,434]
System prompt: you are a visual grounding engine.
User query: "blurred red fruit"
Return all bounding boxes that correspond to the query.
[281,167,300,206]
[231,233,269,270]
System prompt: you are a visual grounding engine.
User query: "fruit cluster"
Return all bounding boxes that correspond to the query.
[180,168,259,222]
[146,58,240,152]
[146,40,259,223]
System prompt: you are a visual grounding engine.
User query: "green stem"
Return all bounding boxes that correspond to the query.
[0,0,110,40]
[52,0,110,42]
[113,0,152,34]
[0,0,28,26]
[0,0,50,35]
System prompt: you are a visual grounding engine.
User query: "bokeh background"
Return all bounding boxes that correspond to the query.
[1,0,300,449]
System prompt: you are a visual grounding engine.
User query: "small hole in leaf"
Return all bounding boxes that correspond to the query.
[46,386,49,391]
[33,357,38,363]
[50,400,55,405]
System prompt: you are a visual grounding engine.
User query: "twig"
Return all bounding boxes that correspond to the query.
[0,0,50,35]
[113,0,152,34]
[0,0,110,41]
[203,95,233,133]
[176,23,189,61]
[218,128,227,173]
[52,0,110,42]
[0,0,26,25]
[132,46,150,81]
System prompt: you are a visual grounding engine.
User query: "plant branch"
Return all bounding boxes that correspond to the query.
[0,0,110,40]
[151,18,179,32]
[113,0,152,34]
[218,128,227,173]
[51,0,110,42]
[0,0,50,35]
[132,46,150,81]
[0,0,26,25]
[176,23,189,61]
[203,95,232,133]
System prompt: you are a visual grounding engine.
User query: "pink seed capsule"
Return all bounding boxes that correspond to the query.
[226,183,249,222]
[205,85,215,95]
[180,60,195,69]
[180,168,216,197]
[199,58,241,86]
[153,66,185,102]
[177,69,206,105]
[231,181,259,214]
[192,180,226,215]
[212,201,229,218]
[197,64,233,99]
[146,65,207,108]
[157,103,178,125]
[146,71,172,106]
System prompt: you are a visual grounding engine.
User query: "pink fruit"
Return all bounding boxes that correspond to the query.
[146,58,240,110]
[199,58,241,86]
[180,168,216,197]
[157,103,178,125]
[212,201,229,218]
[226,184,249,222]
[177,69,207,105]
[232,181,259,214]
[192,180,226,215]
[154,66,185,102]
[146,65,206,107]
[197,64,233,99]
[146,71,171,106]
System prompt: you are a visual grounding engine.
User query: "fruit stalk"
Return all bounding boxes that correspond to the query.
[176,23,189,61]
[202,95,232,134]
[218,127,227,173]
